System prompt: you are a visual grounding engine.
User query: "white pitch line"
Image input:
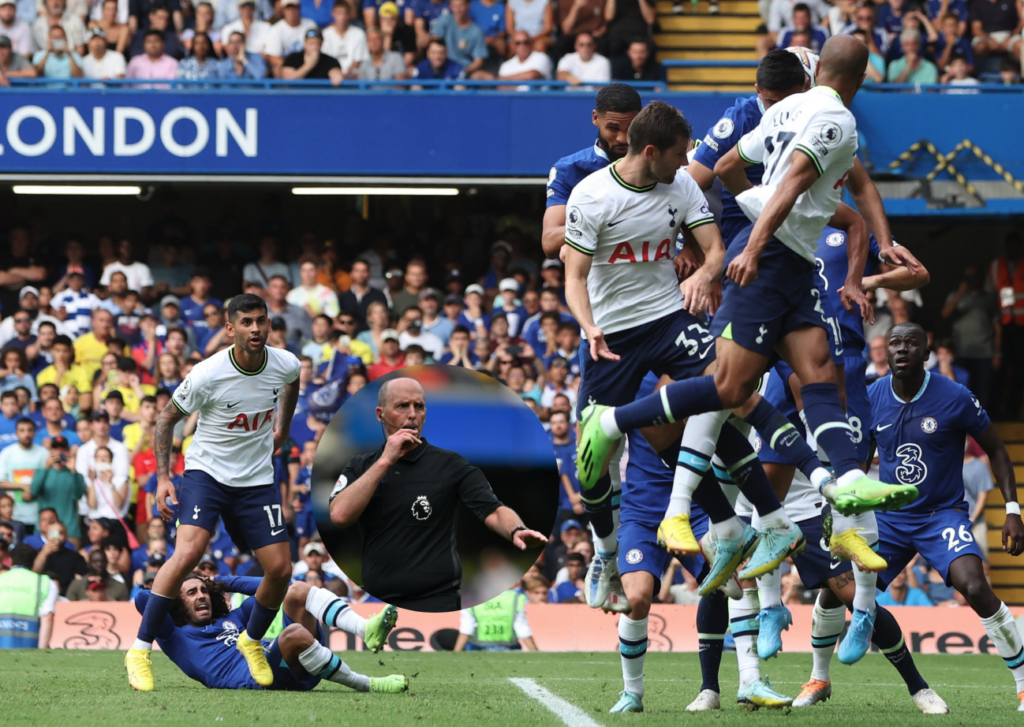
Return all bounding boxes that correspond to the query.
[510,677,604,727]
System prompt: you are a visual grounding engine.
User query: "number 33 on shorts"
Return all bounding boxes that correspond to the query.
[942,524,975,553]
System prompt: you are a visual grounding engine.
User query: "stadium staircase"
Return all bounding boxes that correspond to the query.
[988,422,1024,606]
[655,0,760,92]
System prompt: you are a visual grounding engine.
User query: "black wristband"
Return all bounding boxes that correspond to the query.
[510,525,528,541]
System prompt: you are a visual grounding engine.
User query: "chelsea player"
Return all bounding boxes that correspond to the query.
[871,322,1024,713]
[134,574,407,693]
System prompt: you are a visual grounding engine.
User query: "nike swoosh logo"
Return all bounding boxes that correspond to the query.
[878,423,893,431]
[607,220,626,228]
[271,528,285,536]
[227,401,241,409]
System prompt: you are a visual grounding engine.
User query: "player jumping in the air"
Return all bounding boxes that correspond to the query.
[577,36,920,564]
[868,322,1024,712]
[134,574,407,693]
[126,294,303,691]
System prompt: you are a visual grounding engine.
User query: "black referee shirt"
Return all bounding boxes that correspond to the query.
[335,438,503,609]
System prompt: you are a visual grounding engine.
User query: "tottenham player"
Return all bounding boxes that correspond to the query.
[870,322,1024,712]
[135,574,408,693]
[543,84,643,260]
[578,37,920,560]
[126,294,302,692]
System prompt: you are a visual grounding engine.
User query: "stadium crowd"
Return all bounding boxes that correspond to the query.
[0,212,1017,610]
[754,0,1023,86]
[0,0,664,84]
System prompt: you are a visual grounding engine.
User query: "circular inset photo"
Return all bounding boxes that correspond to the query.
[311,365,558,613]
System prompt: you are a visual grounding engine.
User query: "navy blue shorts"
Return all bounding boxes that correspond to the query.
[842,355,873,464]
[294,506,316,540]
[790,511,852,590]
[618,513,709,588]
[576,310,715,417]
[877,509,982,588]
[265,615,327,692]
[178,470,289,553]
[710,226,829,358]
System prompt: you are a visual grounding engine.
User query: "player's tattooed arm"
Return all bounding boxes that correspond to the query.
[974,422,1024,556]
[274,379,300,451]
[154,401,187,478]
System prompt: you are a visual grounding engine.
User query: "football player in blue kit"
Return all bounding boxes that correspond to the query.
[292,440,317,549]
[134,574,407,693]
[870,322,1024,713]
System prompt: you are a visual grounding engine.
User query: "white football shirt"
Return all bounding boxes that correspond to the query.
[564,164,715,335]
[173,345,300,488]
[734,85,859,263]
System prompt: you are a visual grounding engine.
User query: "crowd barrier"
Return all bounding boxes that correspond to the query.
[48,601,1022,654]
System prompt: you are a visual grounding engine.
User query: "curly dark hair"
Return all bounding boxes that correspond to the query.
[170,574,232,627]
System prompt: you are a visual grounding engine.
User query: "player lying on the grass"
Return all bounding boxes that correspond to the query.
[866,322,1024,712]
[133,573,408,693]
[128,294,303,692]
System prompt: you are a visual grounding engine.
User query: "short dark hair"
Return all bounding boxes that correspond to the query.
[166,326,187,341]
[757,48,806,92]
[144,29,164,40]
[149,1,168,12]
[450,325,470,338]
[793,2,810,14]
[557,321,579,335]
[11,544,38,568]
[52,334,74,350]
[540,311,562,326]
[16,417,35,430]
[0,391,17,402]
[595,83,643,115]
[140,395,158,406]
[549,409,570,423]
[37,321,56,333]
[627,101,691,155]
[1,347,29,373]
[428,37,446,51]
[227,293,268,322]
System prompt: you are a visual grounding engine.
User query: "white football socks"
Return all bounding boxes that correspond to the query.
[757,568,783,610]
[666,411,730,519]
[810,602,846,683]
[305,584,367,639]
[731,589,762,688]
[618,615,648,697]
[980,602,1024,692]
[298,641,370,691]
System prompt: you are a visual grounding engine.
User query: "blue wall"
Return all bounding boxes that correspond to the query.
[0,88,1020,179]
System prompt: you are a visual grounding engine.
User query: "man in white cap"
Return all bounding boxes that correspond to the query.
[397,307,444,361]
[82,27,125,79]
[367,329,405,381]
[0,287,66,348]
[264,0,316,76]
[457,284,490,339]
[494,278,528,337]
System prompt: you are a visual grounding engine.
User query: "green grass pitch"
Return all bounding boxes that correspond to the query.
[1,650,1020,726]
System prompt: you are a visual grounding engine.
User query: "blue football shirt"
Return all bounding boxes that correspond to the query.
[551,434,579,511]
[690,95,765,244]
[812,226,883,353]
[546,142,611,208]
[869,371,990,513]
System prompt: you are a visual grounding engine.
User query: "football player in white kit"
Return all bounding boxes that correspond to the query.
[126,294,302,692]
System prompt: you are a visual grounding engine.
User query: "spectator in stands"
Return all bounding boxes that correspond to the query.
[826,0,855,35]
[0,349,37,401]
[603,0,653,58]
[934,339,970,386]
[322,1,368,76]
[931,11,973,72]
[432,0,490,77]
[497,27,549,81]
[82,26,125,77]
[282,27,342,84]
[87,0,130,55]
[288,256,341,317]
[366,328,405,379]
[128,3,184,59]
[354,301,390,358]
[971,0,1023,59]
[552,0,605,60]
[926,0,968,33]
[865,335,890,383]
[355,25,404,78]
[362,0,411,28]
[469,0,505,61]
[0,417,47,526]
[961,442,994,561]
[887,28,938,82]
[941,50,979,89]
[126,30,178,83]
[33,0,86,54]
[413,36,463,79]
[377,1,415,66]
[847,3,888,58]
[263,275,311,347]
[181,2,221,55]
[35,397,78,446]
[2,310,35,356]
[176,30,221,79]
[776,3,827,52]
[1000,56,1021,82]
[0,0,34,58]
[397,309,445,360]
[220,0,272,56]
[505,0,551,52]
[877,0,909,46]
[611,37,660,82]
[877,566,933,606]
[66,547,129,600]
[0,33,37,82]
[415,289,450,344]
[555,31,609,87]
[439,325,479,368]
[391,261,427,317]
[32,24,83,76]
[76,409,129,507]
[941,268,995,406]
[219,30,267,76]
[266,0,317,76]
[764,0,827,49]
[0,392,19,448]
[31,520,86,595]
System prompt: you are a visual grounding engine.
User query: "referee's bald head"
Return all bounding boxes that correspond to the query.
[378,377,425,409]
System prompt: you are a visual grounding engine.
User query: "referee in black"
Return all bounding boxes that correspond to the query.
[329,377,548,612]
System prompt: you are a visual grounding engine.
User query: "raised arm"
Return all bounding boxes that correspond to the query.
[680,221,725,316]
[329,430,421,527]
[974,422,1024,556]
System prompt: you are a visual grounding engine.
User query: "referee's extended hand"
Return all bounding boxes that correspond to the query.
[512,528,548,550]
[1003,513,1024,556]
[382,428,422,466]
[156,474,178,522]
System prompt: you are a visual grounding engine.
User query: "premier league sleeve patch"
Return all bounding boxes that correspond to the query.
[712,118,735,139]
